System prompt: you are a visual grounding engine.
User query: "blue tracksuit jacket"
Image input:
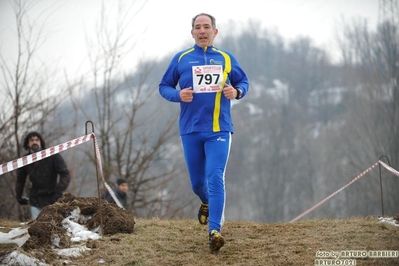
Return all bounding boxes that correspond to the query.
[159,44,249,135]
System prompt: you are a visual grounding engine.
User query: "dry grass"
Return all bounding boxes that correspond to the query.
[1,216,399,265]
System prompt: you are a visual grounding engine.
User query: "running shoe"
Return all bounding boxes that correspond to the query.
[198,202,209,225]
[209,230,225,252]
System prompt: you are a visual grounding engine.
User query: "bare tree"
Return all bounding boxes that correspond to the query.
[336,18,399,216]
[0,0,68,220]
[65,0,192,218]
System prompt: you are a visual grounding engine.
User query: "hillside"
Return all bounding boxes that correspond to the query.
[1,215,398,265]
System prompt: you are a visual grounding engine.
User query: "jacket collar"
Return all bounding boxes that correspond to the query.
[194,44,214,52]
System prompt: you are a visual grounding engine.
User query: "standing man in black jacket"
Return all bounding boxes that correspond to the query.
[15,132,70,220]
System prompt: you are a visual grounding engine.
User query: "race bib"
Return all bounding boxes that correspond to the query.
[192,65,223,93]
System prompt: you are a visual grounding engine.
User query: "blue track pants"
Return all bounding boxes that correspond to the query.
[181,131,231,232]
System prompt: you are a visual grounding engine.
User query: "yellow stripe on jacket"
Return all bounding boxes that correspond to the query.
[212,48,231,132]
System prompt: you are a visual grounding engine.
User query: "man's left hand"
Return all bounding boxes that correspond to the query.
[223,84,238,99]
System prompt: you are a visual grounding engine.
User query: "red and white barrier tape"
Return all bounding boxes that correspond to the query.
[0,133,124,209]
[289,161,379,223]
[289,160,399,223]
[3,137,396,215]
[1,134,94,175]
[92,134,124,209]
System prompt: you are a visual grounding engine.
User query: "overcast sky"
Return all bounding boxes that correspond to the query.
[0,0,379,84]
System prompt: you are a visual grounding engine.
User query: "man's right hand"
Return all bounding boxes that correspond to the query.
[180,87,195,102]
[17,197,29,205]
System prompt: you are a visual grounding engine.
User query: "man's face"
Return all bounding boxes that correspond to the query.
[119,183,129,193]
[28,136,41,152]
[191,15,218,48]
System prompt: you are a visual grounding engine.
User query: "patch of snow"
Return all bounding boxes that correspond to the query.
[0,208,101,265]
[55,246,90,257]
[0,227,29,247]
[51,234,61,247]
[62,208,100,242]
[1,251,48,266]
[378,217,399,227]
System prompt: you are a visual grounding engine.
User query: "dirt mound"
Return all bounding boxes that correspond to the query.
[23,193,135,250]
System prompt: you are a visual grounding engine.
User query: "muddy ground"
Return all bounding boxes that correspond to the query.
[23,192,135,250]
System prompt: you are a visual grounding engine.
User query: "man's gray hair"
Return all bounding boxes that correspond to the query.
[191,13,216,29]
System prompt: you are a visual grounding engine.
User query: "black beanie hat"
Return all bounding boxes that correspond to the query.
[117,178,127,186]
